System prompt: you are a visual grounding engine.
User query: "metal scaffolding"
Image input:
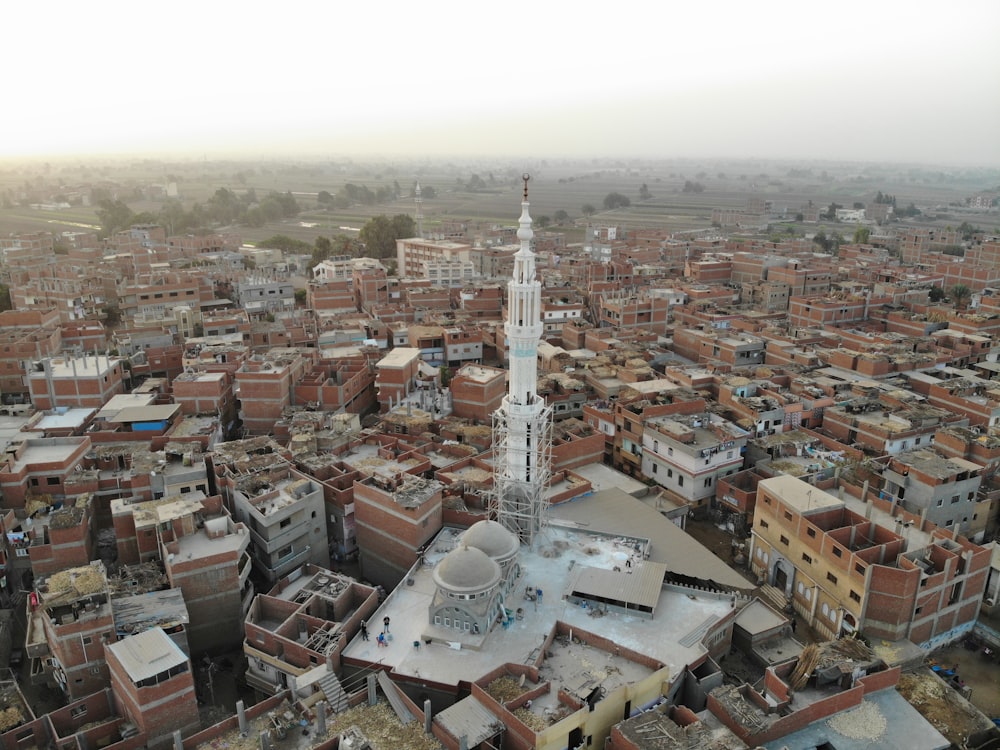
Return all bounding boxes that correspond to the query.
[489,399,552,549]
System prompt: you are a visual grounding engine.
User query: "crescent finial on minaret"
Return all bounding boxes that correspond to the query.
[522,173,530,201]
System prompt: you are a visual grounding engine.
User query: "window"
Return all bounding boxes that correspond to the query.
[82,636,93,645]
[47,477,60,486]
[764,496,772,505]
[936,498,943,507]
[801,553,812,564]
[652,464,658,474]
[855,563,865,575]
[677,476,684,487]
[278,545,292,559]
[279,518,291,529]
[779,535,789,546]
[807,528,816,538]
[667,468,673,478]
[951,495,960,504]
[827,572,838,584]
[783,510,792,521]
[832,547,843,558]
[704,477,712,488]
[759,519,769,529]
[849,590,861,602]
[70,706,87,719]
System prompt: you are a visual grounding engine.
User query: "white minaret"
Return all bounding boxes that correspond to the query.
[491,174,552,547]
[414,180,424,239]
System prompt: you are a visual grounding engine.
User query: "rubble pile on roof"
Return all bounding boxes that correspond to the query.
[615,706,745,750]
[710,684,767,734]
[787,638,877,691]
[107,562,168,597]
[41,562,107,604]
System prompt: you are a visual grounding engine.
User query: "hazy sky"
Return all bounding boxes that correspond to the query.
[5,1,1000,165]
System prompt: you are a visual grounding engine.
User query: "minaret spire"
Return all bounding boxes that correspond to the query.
[490,172,552,548]
[414,179,424,239]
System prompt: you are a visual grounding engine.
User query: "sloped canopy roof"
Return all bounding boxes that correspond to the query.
[548,488,755,591]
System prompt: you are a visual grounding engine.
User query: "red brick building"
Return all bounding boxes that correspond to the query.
[449,364,506,422]
[354,473,443,589]
[106,628,200,749]
[27,354,125,410]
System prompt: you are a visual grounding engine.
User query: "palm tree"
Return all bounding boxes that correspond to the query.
[949,284,972,310]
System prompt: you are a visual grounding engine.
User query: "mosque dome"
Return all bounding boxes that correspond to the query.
[433,544,501,593]
[462,520,519,562]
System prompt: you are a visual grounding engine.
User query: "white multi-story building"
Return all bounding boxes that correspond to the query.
[642,412,749,507]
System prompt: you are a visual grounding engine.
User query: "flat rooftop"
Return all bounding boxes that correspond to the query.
[343,498,748,689]
[455,364,503,384]
[568,463,647,496]
[35,408,94,430]
[378,347,420,368]
[758,475,843,515]
[760,688,948,750]
[8,438,85,473]
[340,442,423,477]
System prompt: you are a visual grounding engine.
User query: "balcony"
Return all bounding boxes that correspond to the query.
[272,545,312,580]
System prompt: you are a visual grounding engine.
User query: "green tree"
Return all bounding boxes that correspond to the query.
[553,209,569,224]
[359,214,415,259]
[257,235,313,253]
[639,183,651,200]
[294,289,308,306]
[96,199,135,238]
[536,215,551,229]
[311,236,334,270]
[581,204,596,217]
[317,190,334,206]
[682,180,704,193]
[603,192,631,210]
[949,284,972,310]
[852,225,871,244]
[928,286,946,303]
[812,231,830,252]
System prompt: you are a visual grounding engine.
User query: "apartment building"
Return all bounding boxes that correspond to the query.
[229,469,330,584]
[354,473,443,590]
[27,354,125,411]
[443,326,484,367]
[234,349,312,435]
[449,364,506,422]
[749,475,989,645]
[29,562,117,700]
[0,309,61,396]
[0,436,91,508]
[242,565,378,698]
[879,449,985,537]
[234,277,295,315]
[641,413,749,507]
[105,628,200,750]
[396,237,472,278]
[822,396,964,455]
[374,347,422,411]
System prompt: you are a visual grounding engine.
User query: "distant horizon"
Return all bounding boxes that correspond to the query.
[3,151,998,172]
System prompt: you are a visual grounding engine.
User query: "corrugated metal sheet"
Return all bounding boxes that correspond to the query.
[107,627,187,682]
[436,696,504,746]
[548,488,755,590]
[568,561,667,612]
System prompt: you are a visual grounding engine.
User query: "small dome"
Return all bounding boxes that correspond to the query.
[462,520,519,561]
[433,545,501,592]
